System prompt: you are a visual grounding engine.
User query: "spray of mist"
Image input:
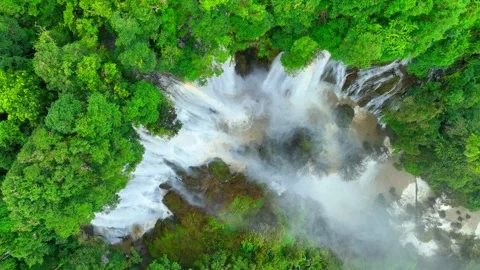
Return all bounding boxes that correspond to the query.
[91,52,439,267]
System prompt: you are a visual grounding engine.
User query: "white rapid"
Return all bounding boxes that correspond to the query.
[91,52,480,262]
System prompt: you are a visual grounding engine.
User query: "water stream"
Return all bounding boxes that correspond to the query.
[92,52,480,264]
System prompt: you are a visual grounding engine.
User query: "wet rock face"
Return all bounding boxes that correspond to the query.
[333,104,355,129]
[165,158,264,215]
[146,159,280,267]
[234,50,251,77]
[340,63,422,115]
[234,47,271,77]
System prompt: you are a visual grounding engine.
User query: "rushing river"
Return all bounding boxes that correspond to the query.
[92,52,480,266]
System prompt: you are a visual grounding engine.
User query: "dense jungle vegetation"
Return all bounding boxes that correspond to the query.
[0,0,479,269]
[384,57,480,209]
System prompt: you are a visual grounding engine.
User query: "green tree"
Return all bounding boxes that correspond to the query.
[465,134,480,173]
[44,94,82,134]
[148,255,183,270]
[281,36,319,72]
[0,15,33,69]
[385,57,480,209]
[0,69,43,123]
[2,93,144,264]
[125,81,162,126]
[0,69,49,174]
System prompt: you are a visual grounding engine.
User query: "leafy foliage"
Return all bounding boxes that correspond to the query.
[0,0,479,268]
[0,1,179,267]
[44,95,82,134]
[0,68,50,177]
[145,162,340,270]
[0,15,34,69]
[281,36,319,72]
[1,0,478,79]
[385,57,480,208]
[125,81,162,126]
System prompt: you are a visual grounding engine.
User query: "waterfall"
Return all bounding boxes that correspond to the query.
[91,52,479,260]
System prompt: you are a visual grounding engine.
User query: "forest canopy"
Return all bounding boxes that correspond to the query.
[384,57,480,209]
[0,0,479,269]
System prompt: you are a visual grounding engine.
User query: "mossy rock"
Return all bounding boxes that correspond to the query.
[164,160,187,177]
[146,192,225,267]
[162,192,188,216]
[159,182,172,190]
[208,159,231,181]
[146,165,339,270]
[172,158,265,215]
[147,189,269,267]
[218,196,265,229]
[375,76,401,95]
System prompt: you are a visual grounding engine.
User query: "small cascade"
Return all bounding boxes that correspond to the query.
[341,60,410,114]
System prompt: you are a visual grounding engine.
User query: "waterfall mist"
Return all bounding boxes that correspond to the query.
[92,52,434,267]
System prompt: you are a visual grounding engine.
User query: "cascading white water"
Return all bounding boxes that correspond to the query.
[91,51,480,261]
[91,51,400,241]
[92,51,386,242]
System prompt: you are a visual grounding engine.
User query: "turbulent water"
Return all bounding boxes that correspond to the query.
[92,52,479,265]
